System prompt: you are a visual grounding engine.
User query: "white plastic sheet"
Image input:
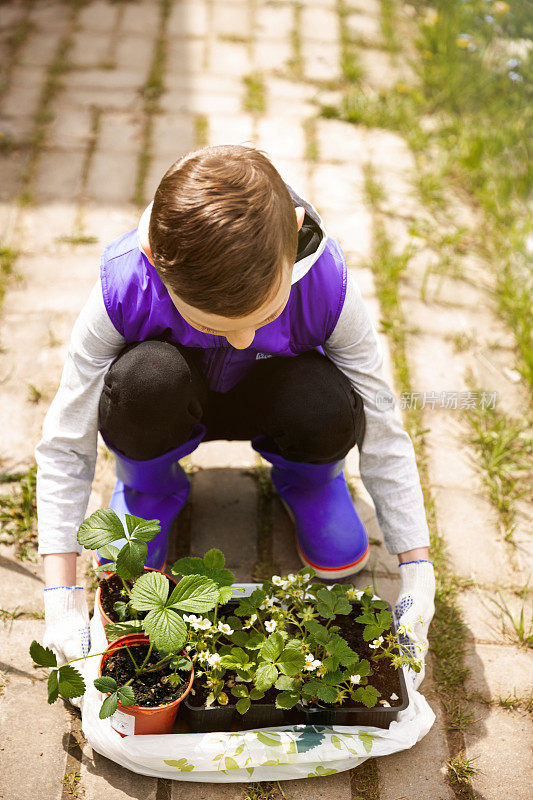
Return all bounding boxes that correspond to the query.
[78,586,435,782]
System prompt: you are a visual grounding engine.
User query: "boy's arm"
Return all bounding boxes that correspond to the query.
[323,271,430,558]
[36,279,125,578]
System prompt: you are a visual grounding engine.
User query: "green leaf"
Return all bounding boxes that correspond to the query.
[130,571,169,611]
[220,647,251,670]
[303,620,330,645]
[104,620,143,641]
[117,685,136,706]
[57,665,86,699]
[203,548,225,570]
[99,692,118,719]
[260,631,285,663]
[124,514,161,542]
[94,676,117,693]
[354,685,380,708]
[167,574,219,613]
[231,684,248,698]
[142,607,187,652]
[316,683,338,703]
[77,508,125,549]
[249,688,265,701]
[278,646,306,676]
[171,554,234,587]
[218,586,234,605]
[98,544,120,561]
[275,691,299,709]
[115,539,148,580]
[47,670,59,704]
[236,697,251,714]
[275,675,298,691]
[30,640,57,668]
[255,662,278,692]
[112,600,130,622]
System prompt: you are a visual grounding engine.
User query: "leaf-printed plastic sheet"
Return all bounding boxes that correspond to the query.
[78,585,435,782]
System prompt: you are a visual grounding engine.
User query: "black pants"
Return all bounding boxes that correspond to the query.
[98,341,366,464]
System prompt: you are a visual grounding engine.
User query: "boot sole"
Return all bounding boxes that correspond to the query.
[278,497,370,580]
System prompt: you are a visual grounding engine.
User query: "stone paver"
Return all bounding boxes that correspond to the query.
[1,1,531,799]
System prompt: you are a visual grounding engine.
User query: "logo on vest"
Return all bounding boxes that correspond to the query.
[255,352,272,360]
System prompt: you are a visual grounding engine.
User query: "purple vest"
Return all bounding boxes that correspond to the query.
[100,229,347,393]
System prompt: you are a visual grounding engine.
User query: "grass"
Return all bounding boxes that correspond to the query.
[329,0,533,391]
[133,0,172,207]
[0,246,19,310]
[338,0,365,83]
[0,464,38,560]
[461,371,532,540]
[243,783,281,800]
[285,1,304,80]
[60,766,82,798]
[350,757,381,800]
[446,752,481,794]
[482,582,533,648]
[443,698,477,732]
[243,72,266,114]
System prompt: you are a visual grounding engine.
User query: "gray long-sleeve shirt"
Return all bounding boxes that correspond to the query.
[35,195,430,558]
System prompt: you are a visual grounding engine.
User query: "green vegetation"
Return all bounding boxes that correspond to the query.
[0,463,38,560]
[446,752,481,794]
[243,72,266,114]
[328,0,533,389]
[462,371,532,541]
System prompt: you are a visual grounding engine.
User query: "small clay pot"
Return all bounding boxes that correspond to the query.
[98,632,194,736]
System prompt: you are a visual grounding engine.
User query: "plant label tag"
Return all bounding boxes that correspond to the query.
[110,709,135,736]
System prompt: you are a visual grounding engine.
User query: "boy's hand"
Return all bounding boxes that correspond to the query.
[43,586,91,706]
[393,561,435,690]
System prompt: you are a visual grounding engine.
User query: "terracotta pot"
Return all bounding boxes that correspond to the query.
[96,567,177,638]
[99,633,194,736]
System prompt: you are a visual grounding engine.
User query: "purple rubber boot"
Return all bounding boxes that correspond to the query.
[252,436,369,580]
[94,425,206,572]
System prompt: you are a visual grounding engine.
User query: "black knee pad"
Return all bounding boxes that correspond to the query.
[262,350,366,463]
[98,339,207,459]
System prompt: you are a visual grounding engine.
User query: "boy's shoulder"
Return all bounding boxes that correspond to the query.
[102,228,139,264]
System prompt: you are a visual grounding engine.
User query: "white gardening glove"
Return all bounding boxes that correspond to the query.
[43,586,91,707]
[393,561,435,690]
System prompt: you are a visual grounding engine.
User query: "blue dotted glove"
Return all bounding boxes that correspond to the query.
[43,586,91,707]
[393,561,435,690]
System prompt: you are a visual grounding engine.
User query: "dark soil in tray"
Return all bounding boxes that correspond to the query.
[102,642,189,707]
[312,611,403,709]
[99,570,177,623]
[188,605,403,711]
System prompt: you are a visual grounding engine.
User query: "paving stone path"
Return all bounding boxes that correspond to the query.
[0,1,531,799]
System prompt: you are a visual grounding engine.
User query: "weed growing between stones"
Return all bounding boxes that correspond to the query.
[0,463,38,560]
[461,370,532,544]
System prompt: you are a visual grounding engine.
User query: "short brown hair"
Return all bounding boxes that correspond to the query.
[148,144,298,317]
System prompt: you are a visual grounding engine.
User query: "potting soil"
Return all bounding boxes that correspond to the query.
[102,642,189,707]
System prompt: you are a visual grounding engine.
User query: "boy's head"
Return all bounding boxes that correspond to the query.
[146,144,305,349]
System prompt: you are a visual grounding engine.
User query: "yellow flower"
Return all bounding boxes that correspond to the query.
[493,1,510,14]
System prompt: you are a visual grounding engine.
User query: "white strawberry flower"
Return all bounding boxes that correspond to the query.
[243,613,257,629]
[346,587,365,601]
[217,622,234,635]
[271,576,284,586]
[350,674,361,684]
[305,653,315,665]
[207,653,222,667]
[260,596,277,610]
[265,619,277,632]
[369,635,384,649]
[287,573,297,584]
